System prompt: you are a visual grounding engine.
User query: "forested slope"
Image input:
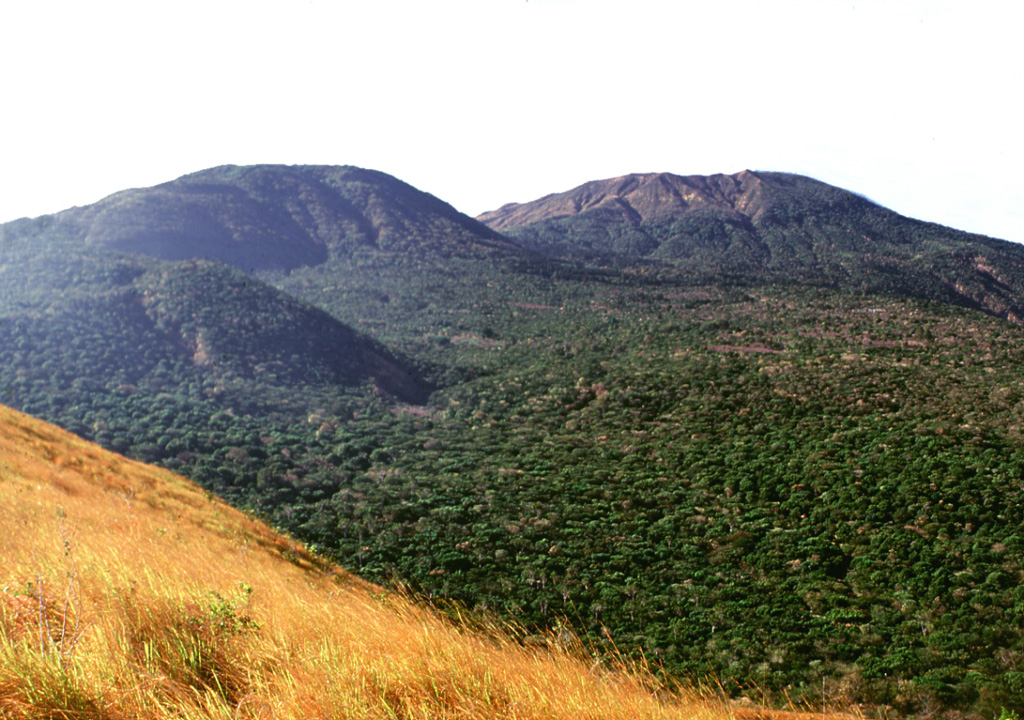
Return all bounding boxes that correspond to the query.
[4,165,1024,716]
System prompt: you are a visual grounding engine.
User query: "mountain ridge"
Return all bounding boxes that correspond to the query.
[36,164,519,274]
[477,169,1024,322]
[479,170,772,228]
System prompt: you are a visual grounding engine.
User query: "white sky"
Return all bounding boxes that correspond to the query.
[1,0,1022,242]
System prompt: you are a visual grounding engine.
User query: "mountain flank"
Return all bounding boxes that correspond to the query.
[479,170,1024,321]
[42,164,518,273]
[479,170,774,230]
[0,247,431,406]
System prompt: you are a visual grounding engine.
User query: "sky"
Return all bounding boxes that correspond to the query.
[2,0,1022,243]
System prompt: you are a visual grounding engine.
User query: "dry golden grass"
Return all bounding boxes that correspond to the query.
[0,404,853,720]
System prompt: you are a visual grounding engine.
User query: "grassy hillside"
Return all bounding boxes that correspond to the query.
[0,402,754,719]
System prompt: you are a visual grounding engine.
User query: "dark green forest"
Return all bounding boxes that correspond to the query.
[4,165,1024,717]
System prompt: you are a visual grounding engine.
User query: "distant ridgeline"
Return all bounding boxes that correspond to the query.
[5,164,1024,716]
[478,170,1024,321]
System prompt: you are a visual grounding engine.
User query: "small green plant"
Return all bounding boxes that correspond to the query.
[996,708,1021,720]
[202,582,259,635]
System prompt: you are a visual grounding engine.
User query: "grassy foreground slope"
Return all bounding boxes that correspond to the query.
[0,403,753,720]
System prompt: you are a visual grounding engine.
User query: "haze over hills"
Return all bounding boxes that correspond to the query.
[5,163,1024,716]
